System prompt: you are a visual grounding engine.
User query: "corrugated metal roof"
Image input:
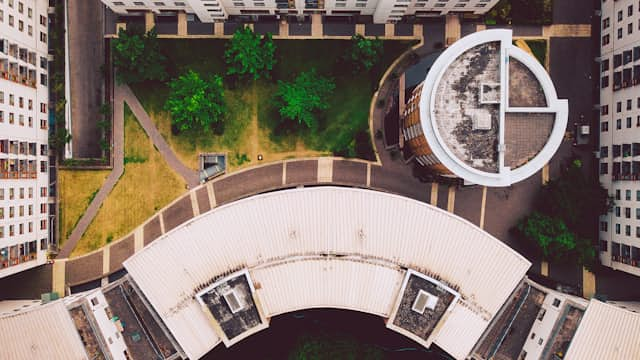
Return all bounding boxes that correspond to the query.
[251,258,404,318]
[565,300,640,360]
[124,187,530,359]
[0,300,87,360]
[434,300,490,360]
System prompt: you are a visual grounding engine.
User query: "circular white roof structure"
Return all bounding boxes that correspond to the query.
[419,29,568,187]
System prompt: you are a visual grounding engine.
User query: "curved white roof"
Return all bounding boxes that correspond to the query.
[565,300,640,359]
[124,187,531,359]
[419,29,568,187]
[0,301,86,360]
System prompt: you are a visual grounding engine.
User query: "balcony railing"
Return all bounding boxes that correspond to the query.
[0,171,37,179]
[612,173,640,181]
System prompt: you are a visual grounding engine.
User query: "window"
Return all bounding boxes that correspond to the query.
[552,298,561,307]
[601,240,608,252]
[603,17,610,29]
[626,225,631,236]
[616,223,621,234]
[134,1,144,4]
[629,23,633,34]
[40,187,47,197]
[601,122,609,132]
[628,117,633,128]
[617,118,622,129]
[616,206,621,217]
[629,5,634,16]
[600,221,608,232]
[636,190,640,201]
[153,1,165,5]
[537,308,546,321]
[617,101,622,112]
[602,58,610,72]
[603,34,610,46]
[601,146,609,158]
[39,32,47,43]
[616,189,621,200]
[600,162,608,174]
[40,219,46,230]
[626,207,632,218]
[39,15,46,26]
[618,10,623,21]
[113,1,125,5]
[601,105,609,115]
[627,189,632,200]
[618,28,623,39]
[602,76,609,88]
[628,99,633,109]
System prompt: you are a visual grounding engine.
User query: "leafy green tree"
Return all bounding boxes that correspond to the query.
[165,70,226,132]
[517,212,577,263]
[112,27,167,84]
[275,69,335,129]
[345,34,383,73]
[224,27,276,81]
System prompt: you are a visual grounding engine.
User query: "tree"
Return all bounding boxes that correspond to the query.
[164,70,226,132]
[515,158,607,268]
[224,27,276,81]
[517,212,577,263]
[112,27,167,84]
[345,34,383,73]
[275,69,335,129]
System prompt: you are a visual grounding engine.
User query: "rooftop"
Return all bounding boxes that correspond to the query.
[421,29,568,186]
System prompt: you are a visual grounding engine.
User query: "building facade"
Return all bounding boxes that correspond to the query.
[100,0,498,23]
[0,0,50,278]
[598,0,640,276]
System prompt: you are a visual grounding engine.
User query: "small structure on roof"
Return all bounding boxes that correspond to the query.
[199,153,226,183]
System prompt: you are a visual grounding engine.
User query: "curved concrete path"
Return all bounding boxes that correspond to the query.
[59,84,199,258]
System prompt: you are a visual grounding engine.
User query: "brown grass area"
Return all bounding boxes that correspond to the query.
[58,170,110,247]
[71,106,186,257]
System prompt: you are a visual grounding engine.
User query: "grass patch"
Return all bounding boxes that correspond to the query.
[71,105,186,257]
[58,170,110,246]
[525,39,547,67]
[130,39,414,171]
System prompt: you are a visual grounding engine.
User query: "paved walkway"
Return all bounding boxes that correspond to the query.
[118,84,200,188]
[58,84,199,258]
[58,84,125,258]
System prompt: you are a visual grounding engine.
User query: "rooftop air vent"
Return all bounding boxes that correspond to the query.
[412,290,438,314]
[223,290,244,314]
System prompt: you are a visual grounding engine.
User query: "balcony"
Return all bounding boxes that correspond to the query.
[612,173,640,181]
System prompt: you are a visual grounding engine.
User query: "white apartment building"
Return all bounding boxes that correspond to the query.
[598,0,640,276]
[0,0,50,278]
[101,0,498,24]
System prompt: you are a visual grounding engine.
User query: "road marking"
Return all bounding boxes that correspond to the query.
[159,213,166,234]
[480,186,487,229]
[541,261,549,276]
[430,183,438,206]
[542,163,550,184]
[447,185,456,213]
[52,260,66,297]
[190,191,200,216]
[103,246,110,275]
[385,23,394,37]
[366,163,371,187]
[282,161,287,185]
[206,182,217,208]
[134,227,144,252]
[583,267,596,298]
[317,158,333,183]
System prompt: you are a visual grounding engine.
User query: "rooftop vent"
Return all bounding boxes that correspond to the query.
[412,290,439,314]
[223,290,244,314]
[472,112,492,131]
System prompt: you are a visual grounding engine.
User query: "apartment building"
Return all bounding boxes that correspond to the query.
[598,0,640,277]
[0,0,50,278]
[100,0,498,23]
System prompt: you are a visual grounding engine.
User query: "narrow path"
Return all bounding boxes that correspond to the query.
[59,86,125,258]
[250,83,259,162]
[118,84,200,188]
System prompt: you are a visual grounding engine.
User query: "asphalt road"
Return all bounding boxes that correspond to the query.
[68,0,105,158]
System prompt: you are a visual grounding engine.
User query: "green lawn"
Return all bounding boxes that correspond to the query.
[525,39,547,67]
[71,105,186,257]
[130,39,414,170]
